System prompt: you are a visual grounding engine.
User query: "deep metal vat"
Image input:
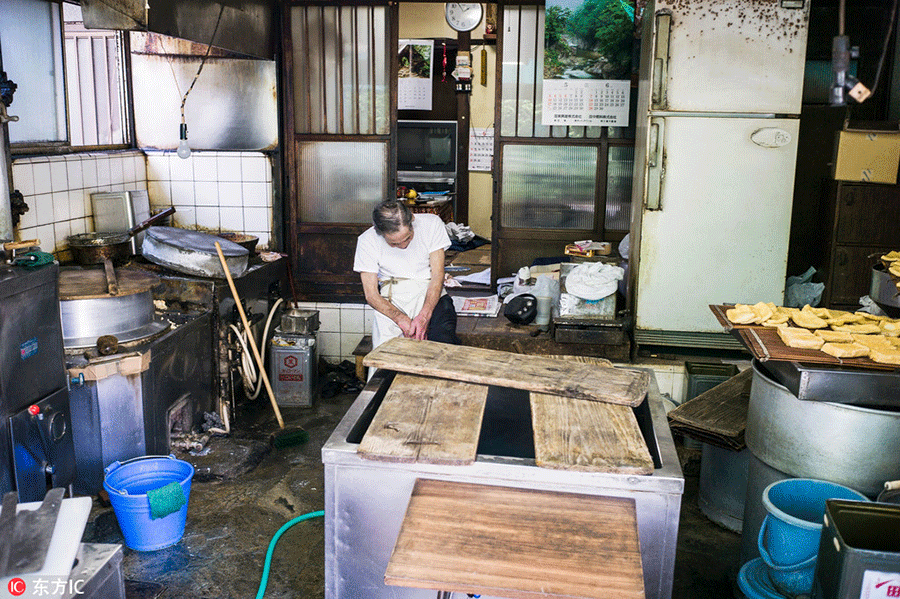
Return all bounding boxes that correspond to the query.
[741,360,900,567]
[746,360,900,497]
[322,368,684,599]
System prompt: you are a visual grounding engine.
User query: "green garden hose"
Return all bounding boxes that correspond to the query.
[256,510,325,599]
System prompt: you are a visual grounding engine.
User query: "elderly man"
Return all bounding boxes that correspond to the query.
[353,200,460,349]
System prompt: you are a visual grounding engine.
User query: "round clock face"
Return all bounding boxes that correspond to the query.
[445,3,483,32]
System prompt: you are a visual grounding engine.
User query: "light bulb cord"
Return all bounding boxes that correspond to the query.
[181,4,226,125]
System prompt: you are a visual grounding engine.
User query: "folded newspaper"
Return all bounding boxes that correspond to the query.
[451,295,502,317]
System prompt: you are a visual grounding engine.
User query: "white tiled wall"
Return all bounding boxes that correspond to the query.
[144,150,274,249]
[292,301,375,363]
[12,151,147,254]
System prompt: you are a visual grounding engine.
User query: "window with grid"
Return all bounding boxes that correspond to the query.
[290,3,391,224]
[497,3,636,235]
[0,0,131,150]
[62,3,131,147]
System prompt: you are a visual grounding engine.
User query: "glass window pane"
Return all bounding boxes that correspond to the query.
[606,145,634,231]
[0,0,66,144]
[292,5,388,136]
[501,145,597,229]
[299,141,388,223]
[63,4,128,147]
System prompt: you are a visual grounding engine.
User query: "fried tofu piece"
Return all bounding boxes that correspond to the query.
[777,326,825,350]
[815,329,853,343]
[833,323,883,335]
[880,320,900,337]
[791,309,828,330]
[851,334,893,349]
[762,313,791,326]
[821,342,869,359]
[869,346,900,365]
[751,301,774,324]
[857,312,889,322]
[726,304,756,324]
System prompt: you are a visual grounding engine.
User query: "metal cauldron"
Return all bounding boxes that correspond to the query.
[68,207,175,265]
[746,359,900,497]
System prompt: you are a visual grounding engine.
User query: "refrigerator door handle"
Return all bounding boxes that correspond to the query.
[652,12,671,110]
[646,118,664,211]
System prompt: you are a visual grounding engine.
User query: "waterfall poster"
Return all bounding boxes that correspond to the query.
[541,0,635,127]
[398,40,434,111]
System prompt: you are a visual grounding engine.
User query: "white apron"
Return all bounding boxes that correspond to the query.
[372,277,432,350]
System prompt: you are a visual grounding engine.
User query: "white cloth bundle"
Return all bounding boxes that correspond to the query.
[564,262,624,300]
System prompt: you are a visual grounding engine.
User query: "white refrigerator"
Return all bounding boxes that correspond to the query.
[630,0,811,348]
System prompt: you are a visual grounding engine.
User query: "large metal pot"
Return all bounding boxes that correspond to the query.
[67,207,175,265]
[870,262,900,316]
[746,360,900,497]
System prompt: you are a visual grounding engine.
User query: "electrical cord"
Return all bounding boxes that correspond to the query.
[231,298,284,400]
[255,510,325,599]
[180,4,226,125]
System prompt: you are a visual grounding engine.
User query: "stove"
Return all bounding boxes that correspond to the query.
[60,256,287,494]
[133,256,289,413]
[0,263,76,502]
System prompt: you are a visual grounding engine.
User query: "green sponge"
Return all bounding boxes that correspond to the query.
[147,482,187,520]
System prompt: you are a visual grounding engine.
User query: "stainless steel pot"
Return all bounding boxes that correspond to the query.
[870,262,900,315]
[68,207,176,266]
[746,360,900,497]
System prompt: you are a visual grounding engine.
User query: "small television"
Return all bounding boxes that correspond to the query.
[397,120,457,181]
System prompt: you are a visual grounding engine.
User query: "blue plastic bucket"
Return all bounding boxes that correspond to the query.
[758,478,868,597]
[103,454,194,551]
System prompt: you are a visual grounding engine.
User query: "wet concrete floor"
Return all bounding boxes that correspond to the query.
[82,388,742,599]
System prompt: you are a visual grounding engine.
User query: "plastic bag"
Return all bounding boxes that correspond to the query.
[857,295,888,316]
[532,274,560,305]
[784,267,825,308]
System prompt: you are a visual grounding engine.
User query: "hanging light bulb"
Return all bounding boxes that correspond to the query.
[177,122,191,159]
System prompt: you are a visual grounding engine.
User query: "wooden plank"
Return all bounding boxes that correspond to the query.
[357,374,488,465]
[59,267,160,299]
[385,479,645,599]
[531,354,652,474]
[667,368,752,451]
[363,337,649,407]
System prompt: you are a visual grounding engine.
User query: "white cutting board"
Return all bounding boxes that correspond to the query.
[0,497,92,594]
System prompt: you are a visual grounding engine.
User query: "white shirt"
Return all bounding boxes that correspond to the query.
[353,213,451,280]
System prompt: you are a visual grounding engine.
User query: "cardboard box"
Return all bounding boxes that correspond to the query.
[833,130,900,184]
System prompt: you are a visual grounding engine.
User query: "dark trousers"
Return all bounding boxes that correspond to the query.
[427,294,461,345]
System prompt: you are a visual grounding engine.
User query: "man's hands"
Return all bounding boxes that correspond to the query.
[395,310,430,340]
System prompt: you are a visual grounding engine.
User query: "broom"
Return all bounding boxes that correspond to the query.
[214,242,308,448]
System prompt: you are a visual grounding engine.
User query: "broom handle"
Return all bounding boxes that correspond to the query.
[214,242,285,429]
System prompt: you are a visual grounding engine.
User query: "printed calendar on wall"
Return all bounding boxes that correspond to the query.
[398,39,434,111]
[468,127,494,172]
[541,79,630,127]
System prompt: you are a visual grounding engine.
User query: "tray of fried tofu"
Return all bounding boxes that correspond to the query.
[710,303,900,371]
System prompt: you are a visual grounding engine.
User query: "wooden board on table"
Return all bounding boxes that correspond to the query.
[385,478,645,599]
[668,368,752,451]
[357,374,488,465]
[363,337,649,407]
[531,355,653,474]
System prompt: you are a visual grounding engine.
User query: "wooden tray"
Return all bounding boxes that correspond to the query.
[710,305,898,372]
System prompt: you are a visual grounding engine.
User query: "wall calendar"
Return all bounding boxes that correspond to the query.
[468,127,494,172]
[541,79,630,127]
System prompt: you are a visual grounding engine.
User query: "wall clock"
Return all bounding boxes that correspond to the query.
[445,3,483,32]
